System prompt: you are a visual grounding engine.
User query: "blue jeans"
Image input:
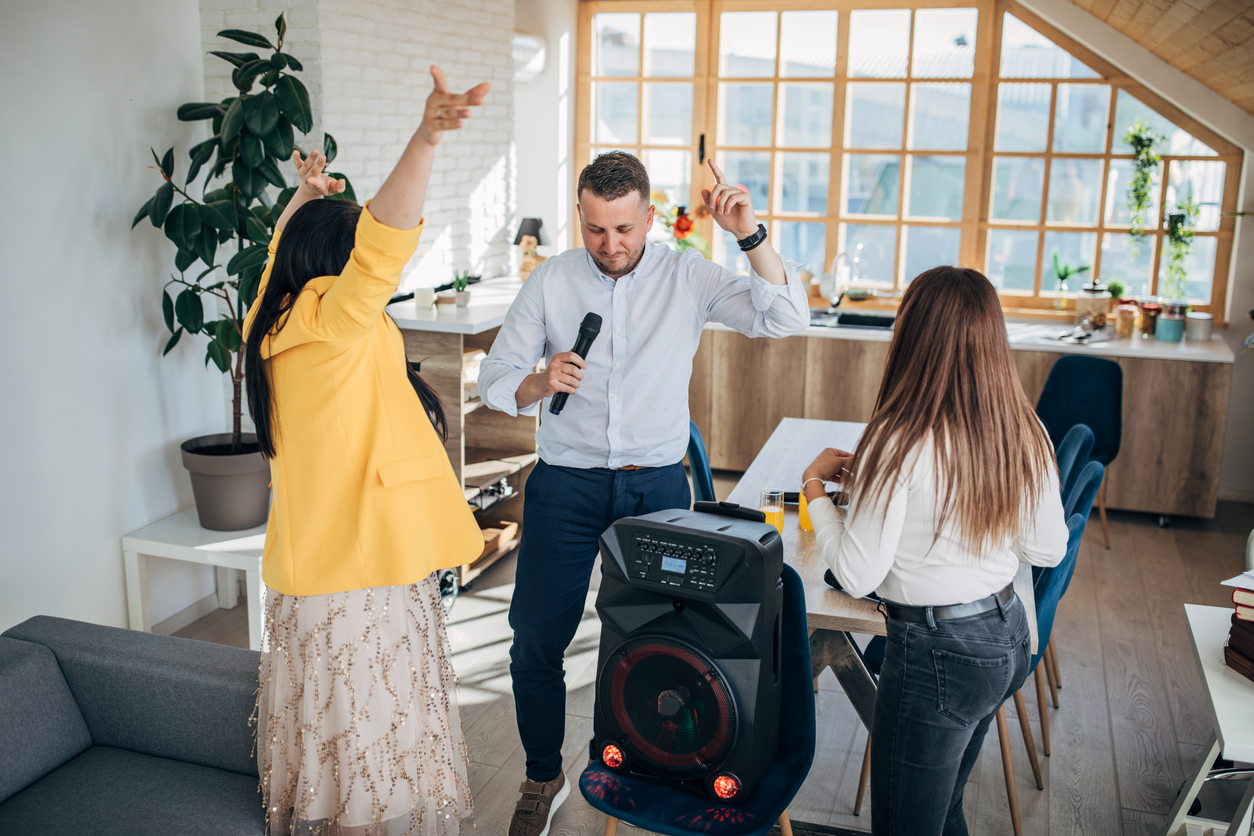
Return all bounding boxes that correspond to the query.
[870,595,1031,836]
[509,459,691,782]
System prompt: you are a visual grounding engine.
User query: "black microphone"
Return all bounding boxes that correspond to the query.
[548,312,602,415]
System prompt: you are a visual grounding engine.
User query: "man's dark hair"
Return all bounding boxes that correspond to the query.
[577,151,650,204]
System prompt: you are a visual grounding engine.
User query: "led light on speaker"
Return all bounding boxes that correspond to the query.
[602,743,624,768]
[713,773,740,799]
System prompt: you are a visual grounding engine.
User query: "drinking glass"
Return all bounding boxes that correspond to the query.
[760,490,784,534]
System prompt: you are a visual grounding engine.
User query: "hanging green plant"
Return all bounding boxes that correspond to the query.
[1123,119,1161,252]
[1162,196,1198,301]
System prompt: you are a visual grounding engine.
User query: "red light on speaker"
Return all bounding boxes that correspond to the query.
[602,744,624,769]
[713,774,740,799]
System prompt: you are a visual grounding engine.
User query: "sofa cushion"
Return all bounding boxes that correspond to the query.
[0,746,264,836]
[0,637,92,804]
[2,616,259,777]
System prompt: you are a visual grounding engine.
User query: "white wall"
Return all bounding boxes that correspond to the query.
[0,0,226,631]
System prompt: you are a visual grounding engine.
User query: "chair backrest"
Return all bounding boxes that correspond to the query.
[687,420,716,504]
[1035,355,1122,466]
[776,563,816,766]
[1064,458,1104,521]
[1055,423,1094,504]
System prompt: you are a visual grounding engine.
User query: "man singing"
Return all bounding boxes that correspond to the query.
[477,152,809,836]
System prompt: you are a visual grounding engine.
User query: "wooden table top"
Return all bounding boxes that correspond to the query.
[727,417,1038,648]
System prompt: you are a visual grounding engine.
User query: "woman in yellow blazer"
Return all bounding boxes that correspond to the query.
[243,66,488,836]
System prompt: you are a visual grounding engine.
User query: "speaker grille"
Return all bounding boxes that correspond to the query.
[601,637,737,777]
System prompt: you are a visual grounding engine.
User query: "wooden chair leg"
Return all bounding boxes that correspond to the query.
[1048,640,1063,695]
[814,676,819,693]
[1012,690,1044,790]
[604,815,618,836]
[1098,481,1110,550]
[778,809,794,836]
[1042,651,1057,693]
[1046,645,1060,709]
[853,735,872,815]
[1034,664,1051,757]
[996,706,1024,836]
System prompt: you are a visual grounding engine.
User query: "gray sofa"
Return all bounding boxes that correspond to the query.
[0,616,264,835]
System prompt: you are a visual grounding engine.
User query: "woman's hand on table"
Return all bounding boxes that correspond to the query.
[802,447,853,502]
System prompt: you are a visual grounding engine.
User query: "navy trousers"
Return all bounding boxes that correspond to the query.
[509,459,691,782]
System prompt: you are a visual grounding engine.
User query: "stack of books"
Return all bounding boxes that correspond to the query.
[1225,583,1254,684]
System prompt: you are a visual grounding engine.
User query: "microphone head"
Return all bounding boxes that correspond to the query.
[579,312,603,337]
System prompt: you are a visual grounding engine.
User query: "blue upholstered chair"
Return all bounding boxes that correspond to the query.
[687,421,716,505]
[578,564,814,836]
[1035,356,1122,549]
[1055,423,1095,509]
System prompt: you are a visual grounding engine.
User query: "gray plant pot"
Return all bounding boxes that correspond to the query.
[180,433,271,531]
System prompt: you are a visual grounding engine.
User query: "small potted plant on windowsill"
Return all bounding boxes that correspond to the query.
[453,270,472,307]
[1050,253,1090,311]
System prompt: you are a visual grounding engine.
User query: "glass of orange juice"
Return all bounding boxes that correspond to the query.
[799,486,813,532]
[759,490,784,534]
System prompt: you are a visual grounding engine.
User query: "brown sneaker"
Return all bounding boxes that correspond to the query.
[508,772,570,836]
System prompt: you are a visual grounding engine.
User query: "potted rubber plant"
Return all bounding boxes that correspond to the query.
[133,13,354,530]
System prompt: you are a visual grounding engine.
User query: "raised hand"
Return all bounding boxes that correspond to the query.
[416,65,490,147]
[701,158,758,239]
[290,149,345,197]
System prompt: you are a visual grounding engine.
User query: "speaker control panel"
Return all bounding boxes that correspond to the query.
[629,536,721,592]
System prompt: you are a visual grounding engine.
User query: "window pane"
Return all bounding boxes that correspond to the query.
[1099,233,1155,298]
[592,82,637,144]
[720,12,776,77]
[846,83,906,149]
[776,221,827,274]
[907,156,965,220]
[849,10,911,78]
[642,83,692,146]
[844,154,900,216]
[913,8,977,78]
[778,153,829,214]
[1105,158,1161,228]
[643,149,692,209]
[909,83,971,151]
[718,83,773,146]
[778,83,833,148]
[1113,90,1216,156]
[995,83,1051,152]
[1167,160,1226,232]
[1046,158,1103,225]
[1158,235,1216,302]
[719,151,770,210]
[991,157,1045,221]
[714,228,751,274]
[902,226,962,282]
[644,13,695,77]
[780,11,837,78]
[999,13,1097,79]
[594,14,640,77]
[1053,84,1110,152]
[986,228,1038,291]
[1041,231,1098,291]
[840,224,898,284]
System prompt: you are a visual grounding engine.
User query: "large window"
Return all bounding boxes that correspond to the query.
[576,0,1241,321]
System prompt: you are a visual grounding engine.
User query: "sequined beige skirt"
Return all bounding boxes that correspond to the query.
[256,575,473,836]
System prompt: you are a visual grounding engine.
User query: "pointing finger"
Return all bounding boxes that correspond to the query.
[430,65,451,94]
[464,81,490,105]
[708,158,727,185]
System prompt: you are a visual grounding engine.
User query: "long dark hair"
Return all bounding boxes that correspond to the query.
[244,199,446,458]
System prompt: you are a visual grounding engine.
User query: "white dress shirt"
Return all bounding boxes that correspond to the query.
[808,438,1068,606]
[477,241,810,469]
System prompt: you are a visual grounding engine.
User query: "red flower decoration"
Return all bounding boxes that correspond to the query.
[673,213,694,240]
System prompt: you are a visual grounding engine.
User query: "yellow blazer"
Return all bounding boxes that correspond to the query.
[243,204,482,597]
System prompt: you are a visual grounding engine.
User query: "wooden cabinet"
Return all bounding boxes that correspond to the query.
[804,338,890,423]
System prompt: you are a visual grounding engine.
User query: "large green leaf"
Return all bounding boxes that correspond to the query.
[228,243,270,276]
[274,75,312,134]
[164,203,202,251]
[160,148,174,178]
[216,29,274,49]
[220,96,246,145]
[281,53,303,71]
[262,117,294,160]
[175,248,198,272]
[200,199,238,231]
[195,225,218,267]
[237,58,272,85]
[275,13,287,42]
[239,131,264,169]
[132,196,154,229]
[245,214,271,244]
[162,290,175,332]
[162,327,184,356]
[242,91,280,138]
[177,102,225,122]
[208,51,259,69]
[149,181,174,227]
[255,157,287,189]
[232,159,264,199]
[186,138,216,185]
[325,173,356,202]
[269,52,286,70]
[231,67,255,94]
[223,318,242,352]
[204,188,230,203]
[323,133,338,165]
[272,186,297,218]
[238,264,264,309]
[175,288,204,334]
[206,337,231,373]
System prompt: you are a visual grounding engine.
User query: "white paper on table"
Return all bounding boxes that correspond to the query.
[1220,571,1254,592]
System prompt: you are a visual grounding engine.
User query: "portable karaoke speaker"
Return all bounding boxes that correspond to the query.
[592,501,784,803]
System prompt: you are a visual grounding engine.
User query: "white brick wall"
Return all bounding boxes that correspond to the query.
[200,0,516,289]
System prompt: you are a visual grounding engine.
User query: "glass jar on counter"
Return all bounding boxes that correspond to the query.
[1186,311,1214,342]
[1076,283,1111,329]
[1114,303,1138,338]
[1139,300,1162,338]
[1155,301,1188,342]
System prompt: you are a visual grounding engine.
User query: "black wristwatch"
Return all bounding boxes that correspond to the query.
[736,223,767,252]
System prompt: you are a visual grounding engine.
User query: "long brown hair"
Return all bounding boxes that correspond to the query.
[849,266,1055,556]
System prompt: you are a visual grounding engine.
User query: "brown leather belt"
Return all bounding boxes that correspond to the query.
[615,464,651,471]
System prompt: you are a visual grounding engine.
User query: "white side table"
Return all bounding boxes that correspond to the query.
[121,508,266,650]
[1164,604,1254,836]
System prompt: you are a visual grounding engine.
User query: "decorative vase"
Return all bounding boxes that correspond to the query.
[180,432,270,531]
[455,290,471,307]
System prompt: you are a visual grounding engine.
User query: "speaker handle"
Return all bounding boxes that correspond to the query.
[694,501,767,523]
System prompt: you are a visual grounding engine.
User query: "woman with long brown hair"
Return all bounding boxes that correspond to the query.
[802,266,1067,835]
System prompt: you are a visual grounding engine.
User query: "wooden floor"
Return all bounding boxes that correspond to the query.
[178,479,1254,836]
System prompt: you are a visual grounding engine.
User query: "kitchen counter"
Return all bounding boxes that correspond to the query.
[386,277,524,335]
